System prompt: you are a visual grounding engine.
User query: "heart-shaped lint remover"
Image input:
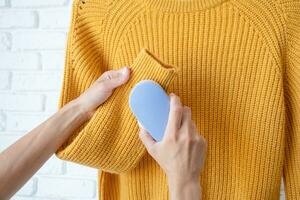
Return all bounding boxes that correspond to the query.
[129,80,170,142]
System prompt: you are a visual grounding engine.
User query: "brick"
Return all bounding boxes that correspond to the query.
[0,112,5,130]
[0,71,10,89]
[12,72,62,91]
[66,163,98,177]
[0,134,23,152]
[0,2,100,200]
[41,51,65,70]
[11,0,68,8]
[37,177,95,198]
[45,92,60,111]
[0,93,43,111]
[39,8,71,29]
[12,31,67,50]
[37,155,65,175]
[0,52,40,70]
[16,178,37,196]
[0,131,24,135]
[63,198,98,200]
[0,11,37,28]
[6,113,50,131]
[12,197,64,200]
[0,32,11,50]
[0,0,6,7]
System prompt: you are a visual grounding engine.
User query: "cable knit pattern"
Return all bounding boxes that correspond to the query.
[56,0,300,199]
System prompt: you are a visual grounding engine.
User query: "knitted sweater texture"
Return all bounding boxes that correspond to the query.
[56,0,300,199]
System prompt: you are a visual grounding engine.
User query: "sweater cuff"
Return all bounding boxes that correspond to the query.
[129,48,179,88]
[56,48,178,174]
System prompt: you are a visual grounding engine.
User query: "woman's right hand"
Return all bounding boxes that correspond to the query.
[138,93,207,200]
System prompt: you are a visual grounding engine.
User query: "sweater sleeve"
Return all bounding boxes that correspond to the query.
[281,0,300,199]
[55,1,178,174]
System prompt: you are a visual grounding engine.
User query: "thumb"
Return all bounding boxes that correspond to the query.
[100,67,130,91]
[138,125,156,156]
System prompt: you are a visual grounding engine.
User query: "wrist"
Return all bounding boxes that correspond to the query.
[40,99,90,151]
[167,175,199,188]
[167,176,201,200]
[63,100,91,122]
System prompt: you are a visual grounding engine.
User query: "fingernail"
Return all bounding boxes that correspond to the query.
[170,93,174,96]
[122,66,128,74]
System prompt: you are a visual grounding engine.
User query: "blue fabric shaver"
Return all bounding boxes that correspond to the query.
[129,80,170,142]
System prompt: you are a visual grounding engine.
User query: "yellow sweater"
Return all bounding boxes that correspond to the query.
[56,0,300,199]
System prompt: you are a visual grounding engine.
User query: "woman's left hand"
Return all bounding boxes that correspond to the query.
[0,66,131,199]
[75,66,130,119]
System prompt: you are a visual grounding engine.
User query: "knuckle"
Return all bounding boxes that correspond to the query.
[102,71,110,78]
[183,106,191,113]
[103,71,117,81]
[184,135,197,146]
[191,121,197,132]
[181,131,193,141]
[186,124,193,133]
[188,121,194,130]
[171,94,182,105]
[166,133,179,143]
[107,73,113,80]
[172,105,183,114]
[183,106,192,118]
[185,121,195,134]
[196,134,201,141]
[198,135,208,146]
[184,137,193,146]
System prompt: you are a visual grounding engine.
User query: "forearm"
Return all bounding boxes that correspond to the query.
[0,100,88,199]
[168,177,201,200]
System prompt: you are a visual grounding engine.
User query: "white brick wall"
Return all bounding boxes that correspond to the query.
[0,0,98,199]
[0,0,286,199]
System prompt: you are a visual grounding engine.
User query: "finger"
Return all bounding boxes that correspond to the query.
[164,93,183,138]
[99,67,130,91]
[180,106,192,135]
[198,135,208,161]
[139,127,156,156]
[190,121,199,137]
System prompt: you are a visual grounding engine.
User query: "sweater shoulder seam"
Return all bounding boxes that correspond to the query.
[229,1,285,79]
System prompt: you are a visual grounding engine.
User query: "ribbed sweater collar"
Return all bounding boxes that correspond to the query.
[136,0,228,12]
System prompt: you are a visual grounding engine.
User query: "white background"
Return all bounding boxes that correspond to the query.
[0,0,98,199]
[0,0,285,199]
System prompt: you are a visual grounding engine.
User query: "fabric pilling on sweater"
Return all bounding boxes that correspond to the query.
[56,0,300,199]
